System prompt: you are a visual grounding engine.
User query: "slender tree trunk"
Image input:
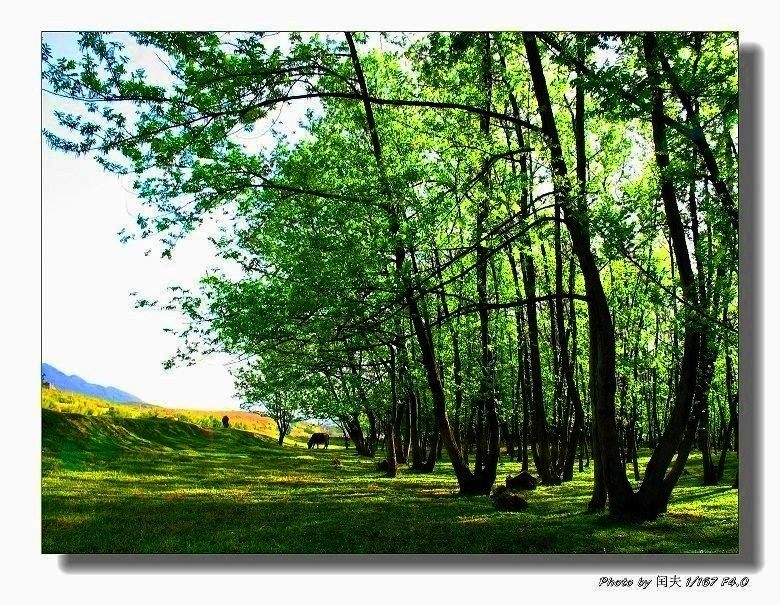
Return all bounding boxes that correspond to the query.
[385,344,399,477]
[717,350,736,479]
[525,33,634,513]
[498,45,558,483]
[432,248,465,461]
[561,49,587,482]
[409,390,425,470]
[420,420,441,472]
[470,31,500,491]
[636,33,703,517]
[408,293,480,492]
[506,247,532,474]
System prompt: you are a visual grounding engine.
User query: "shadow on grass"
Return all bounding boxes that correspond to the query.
[43,409,739,555]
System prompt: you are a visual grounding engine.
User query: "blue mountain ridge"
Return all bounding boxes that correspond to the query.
[41,362,144,404]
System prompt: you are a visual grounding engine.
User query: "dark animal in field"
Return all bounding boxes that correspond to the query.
[308,432,330,449]
[491,485,529,512]
[221,415,230,428]
[331,458,343,468]
[377,459,389,472]
[505,471,538,491]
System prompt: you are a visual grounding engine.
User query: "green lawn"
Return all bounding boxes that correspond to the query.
[42,408,739,554]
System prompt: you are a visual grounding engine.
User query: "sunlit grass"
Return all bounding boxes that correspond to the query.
[41,406,738,554]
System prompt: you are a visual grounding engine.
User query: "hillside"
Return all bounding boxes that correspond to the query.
[41,388,327,445]
[42,407,277,455]
[42,362,142,403]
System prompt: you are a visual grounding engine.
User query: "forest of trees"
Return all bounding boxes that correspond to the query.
[43,31,738,519]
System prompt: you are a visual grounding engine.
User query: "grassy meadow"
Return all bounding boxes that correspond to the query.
[42,391,739,554]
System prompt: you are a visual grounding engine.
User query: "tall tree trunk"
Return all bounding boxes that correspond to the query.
[346,32,467,486]
[408,293,480,492]
[385,344,399,477]
[635,33,703,517]
[506,247,532,474]
[540,242,563,471]
[716,350,736,479]
[524,32,634,513]
[420,420,441,473]
[472,31,500,491]
[502,78,557,485]
[561,45,587,482]
[432,248,465,460]
[409,390,425,470]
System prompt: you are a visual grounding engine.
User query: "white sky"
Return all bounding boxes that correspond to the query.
[42,147,243,409]
[41,33,245,409]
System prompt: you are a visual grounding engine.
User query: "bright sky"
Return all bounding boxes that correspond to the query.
[41,33,247,409]
[42,142,246,409]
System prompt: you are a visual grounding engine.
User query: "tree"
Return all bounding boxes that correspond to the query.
[236,365,303,446]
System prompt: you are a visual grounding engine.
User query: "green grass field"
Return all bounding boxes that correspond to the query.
[42,402,739,554]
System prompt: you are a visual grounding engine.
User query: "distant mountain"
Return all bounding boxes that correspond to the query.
[41,363,143,404]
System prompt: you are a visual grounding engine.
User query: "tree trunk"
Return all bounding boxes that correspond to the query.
[432,248,465,460]
[408,292,482,492]
[717,351,737,479]
[471,31,500,491]
[409,390,425,470]
[499,46,558,484]
[420,420,441,473]
[635,33,704,517]
[385,344,400,477]
[525,32,634,513]
[560,56,587,482]
[343,414,374,457]
[507,248,532,474]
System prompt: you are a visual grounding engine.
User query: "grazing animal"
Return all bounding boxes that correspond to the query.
[308,432,330,449]
[222,415,230,428]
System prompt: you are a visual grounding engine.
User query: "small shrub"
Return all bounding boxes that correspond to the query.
[195,416,221,429]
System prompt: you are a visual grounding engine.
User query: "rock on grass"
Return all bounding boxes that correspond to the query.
[505,471,538,490]
[491,485,529,512]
